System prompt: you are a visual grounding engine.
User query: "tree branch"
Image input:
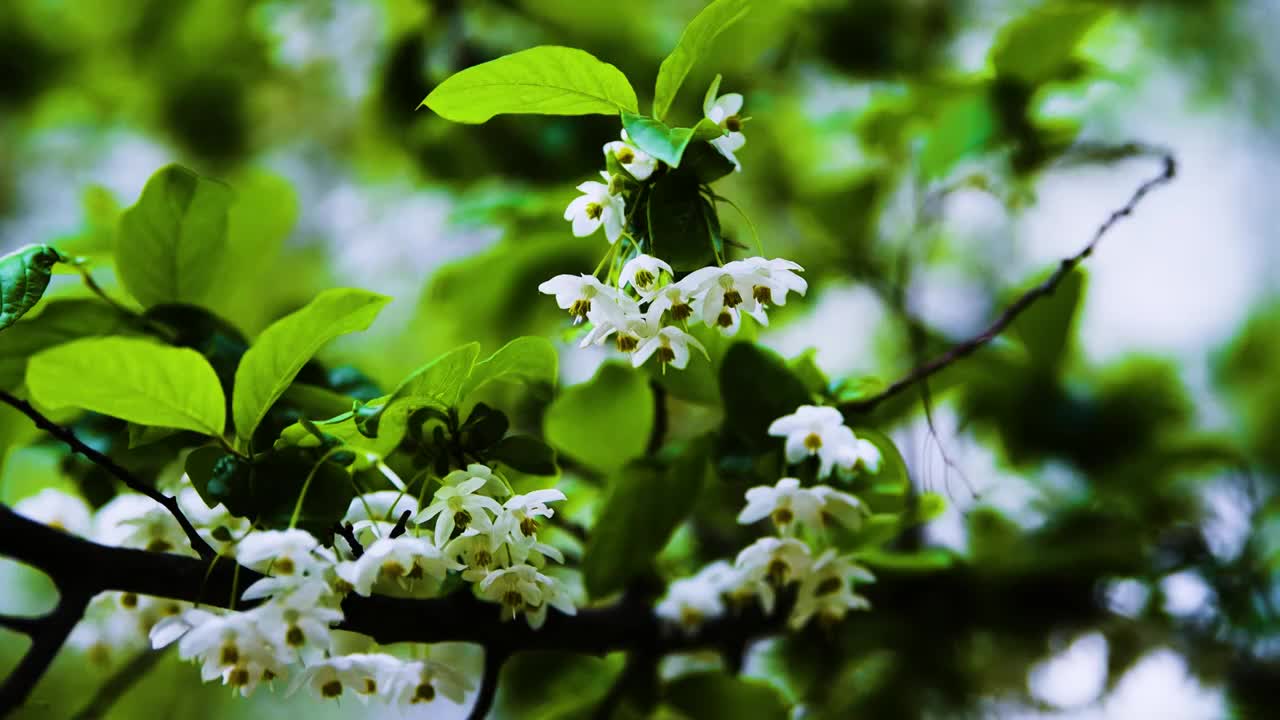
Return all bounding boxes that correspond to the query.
[468,647,509,720]
[0,390,215,560]
[0,504,785,717]
[842,147,1177,415]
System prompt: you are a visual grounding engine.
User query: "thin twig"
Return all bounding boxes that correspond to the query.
[0,390,215,560]
[843,148,1177,415]
[334,522,365,559]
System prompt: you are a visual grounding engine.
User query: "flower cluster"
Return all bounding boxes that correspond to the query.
[655,406,881,633]
[13,462,575,708]
[539,83,808,370]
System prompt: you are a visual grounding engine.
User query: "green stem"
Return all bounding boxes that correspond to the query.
[288,447,347,530]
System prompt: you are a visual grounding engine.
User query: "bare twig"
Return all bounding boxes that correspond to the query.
[333,522,365,559]
[468,647,510,720]
[843,148,1177,415]
[0,390,215,560]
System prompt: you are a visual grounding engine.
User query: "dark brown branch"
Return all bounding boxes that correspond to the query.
[0,587,92,714]
[468,647,509,720]
[0,390,215,560]
[0,504,785,718]
[333,522,365,559]
[389,509,413,539]
[842,147,1177,415]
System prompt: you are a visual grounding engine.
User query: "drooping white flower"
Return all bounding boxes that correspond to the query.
[94,493,190,554]
[604,130,658,181]
[735,537,813,613]
[656,561,737,634]
[522,572,578,630]
[646,281,698,324]
[294,653,401,702]
[492,489,566,547]
[832,436,883,476]
[478,564,543,621]
[442,528,501,582]
[335,535,461,596]
[15,488,92,536]
[170,609,285,692]
[767,405,853,478]
[441,463,510,499]
[505,536,566,569]
[810,486,869,531]
[538,273,619,325]
[737,478,824,534]
[342,491,420,545]
[631,325,709,370]
[564,172,625,243]
[683,264,766,334]
[704,83,746,170]
[619,254,673,295]
[237,529,334,579]
[76,592,172,665]
[249,582,343,666]
[788,550,874,629]
[579,294,652,353]
[418,476,503,547]
[386,657,475,706]
[729,257,808,308]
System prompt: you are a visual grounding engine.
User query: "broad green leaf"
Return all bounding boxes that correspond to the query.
[646,174,721,271]
[232,288,390,445]
[0,299,133,390]
[27,336,226,436]
[0,244,63,333]
[787,348,829,397]
[664,672,788,720]
[583,440,709,598]
[421,46,638,123]
[544,362,652,475]
[679,141,738,185]
[621,112,695,167]
[920,94,996,180]
[1011,268,1085,373]
[360,343,482,446]
[213,170,298,321]
[719,342,812,450]
[652,0,753,121]
[460,336,558,400]
[186,446,353,534]
[490,435,558,476]
[116,165,234,308]
[990,5,1109,85]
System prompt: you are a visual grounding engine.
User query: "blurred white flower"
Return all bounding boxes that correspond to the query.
[767,405,853,478]
[735,537,813,613]
[15,488,92,536]
[737,478,824,534]
[788,550,873,629]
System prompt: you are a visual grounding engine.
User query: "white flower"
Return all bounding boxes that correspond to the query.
[249,582,343,665]
[505,536,566,569]
[170,609,285,692]
[788,550,873,629]
[15,488,92,536]
[604,130,658,181]
[94,493,190,554]
[293,652,400,702]
[647,281,698,324]
[832,436,882,476]
[387,658,475,706]
[418,476,503,547]
[683,264,766,334]
[478,564,543,621]
[619,254,673,295]
[564,172,625,243]
[631,326,708,370]
[443,528,501,582]
[735,537,812,613]
[737,478,823,533]
[656,561,736,634]
[767,405,852,478]
[336,535,461,596]
[538,273,618,325]
[342,490,419,545]
[579,293,652,353]
[729,257,807,308]
[810,486,869,531]
[704,84,746,170]
[492,489,566,547]
[522,572,578,630]
[237,529,333,579]
[76,593,174,664]
[441,463,510,499]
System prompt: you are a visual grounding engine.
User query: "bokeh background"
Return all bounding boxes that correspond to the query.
[2,0,1279,718]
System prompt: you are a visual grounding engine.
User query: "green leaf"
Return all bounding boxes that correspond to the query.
[0,244,63,333]
[460,336,558,400]
[116,165,234,308]
[232,288,390,445]
[0,299,133,390]
[421,46,638,123]
[490,435,559,476]
[360,343,482,447]
[646,174,720,271]
[664,672,788,720]
[857,547,954,571]
[26,336,226,436]
[544,362,652,475]
[679,141,738,185]
[719,342,812,450]
[1011,268,1085,373]
[990,5,1109,85]
[920,94,996,180]
[849,427,910,500]
[912,491,947,524]
[652,0,753,121]
[787,348,829,397]
[584,440,709,598]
